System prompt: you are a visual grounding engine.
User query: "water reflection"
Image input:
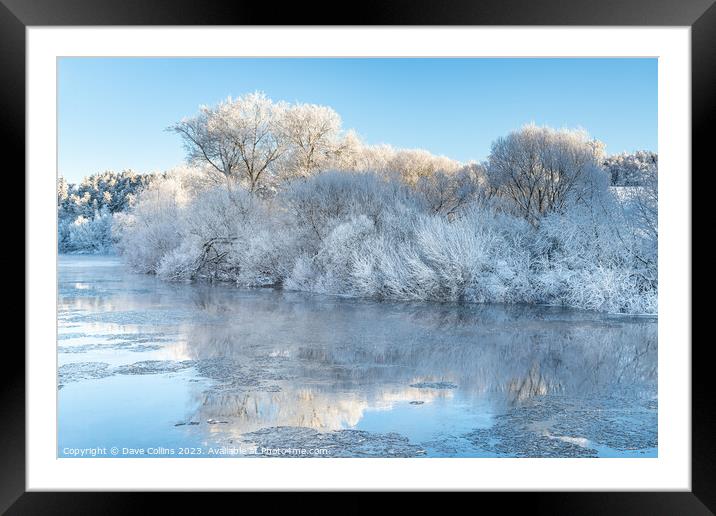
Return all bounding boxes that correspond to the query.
[58,256,657,457]
[176,296,656,430]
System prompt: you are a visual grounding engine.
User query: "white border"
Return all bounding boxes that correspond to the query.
[27,27,691,491]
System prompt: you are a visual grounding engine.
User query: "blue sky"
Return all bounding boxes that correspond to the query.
[58,58,657,183]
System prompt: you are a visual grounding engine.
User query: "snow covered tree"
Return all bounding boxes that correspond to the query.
[278,103,346,178]
[327,140,462,185]
[57,170,154,253]
[604,150,657,186]
[415,164,485,218]
[171,93,466,191]
[385,148,462,185]
[65,101,656,316]
[171,92,287,192]
[486,125,607,226]
[113,173,191,272]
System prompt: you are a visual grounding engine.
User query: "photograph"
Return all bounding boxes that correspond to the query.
[56,56,659,460]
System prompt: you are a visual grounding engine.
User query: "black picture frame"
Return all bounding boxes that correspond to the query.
[5,0,708,511]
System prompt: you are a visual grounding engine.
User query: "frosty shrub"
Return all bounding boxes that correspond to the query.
[62,209,114,254]
[280,171,419,246]
[141,182,297,286]
[103,121,657,315]
[284,187,533,305]
[114,172,193,273]
[532,188,657,314]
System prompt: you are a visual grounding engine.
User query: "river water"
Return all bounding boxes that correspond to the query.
[58,255,657,458]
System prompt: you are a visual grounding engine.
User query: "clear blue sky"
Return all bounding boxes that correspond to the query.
[58,58,657,183]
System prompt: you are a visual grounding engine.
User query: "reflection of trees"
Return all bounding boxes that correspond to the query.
[506,363,554,402]
[59,257,658,437]
[176,291,656,429]
[197,389,369,433]
[191,386,455,436]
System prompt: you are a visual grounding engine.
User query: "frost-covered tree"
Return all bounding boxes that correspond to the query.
[630,169,658,242]
[115,164,657,314]
[486,125,607,225]
[603,150,658,267]
[604,150,657,186]
[280,171,414,245]
[64,208,115,254]
[335,142,395,174]
[171,92,287,192]
[96,112,658,315]
[329,130,366,171]
[329,141,462,185]
[57,176,69,202]
[113,172,193,272]
[57,170,154,253]
[278,103,346,178]
[385,148,462,185]
[171,93,466,191]
[415,165,484,218]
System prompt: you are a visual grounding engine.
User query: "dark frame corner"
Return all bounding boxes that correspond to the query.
[6,0,710,512]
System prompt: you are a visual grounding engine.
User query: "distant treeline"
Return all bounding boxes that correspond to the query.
[57,170,159,253]
[603,150,658,187]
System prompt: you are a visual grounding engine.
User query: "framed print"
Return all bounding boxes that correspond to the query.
[7,0,710,510]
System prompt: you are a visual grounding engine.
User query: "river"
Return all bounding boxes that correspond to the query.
[58,255,657,458]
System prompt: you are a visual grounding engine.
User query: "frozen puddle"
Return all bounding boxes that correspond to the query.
[58,255,658,458]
